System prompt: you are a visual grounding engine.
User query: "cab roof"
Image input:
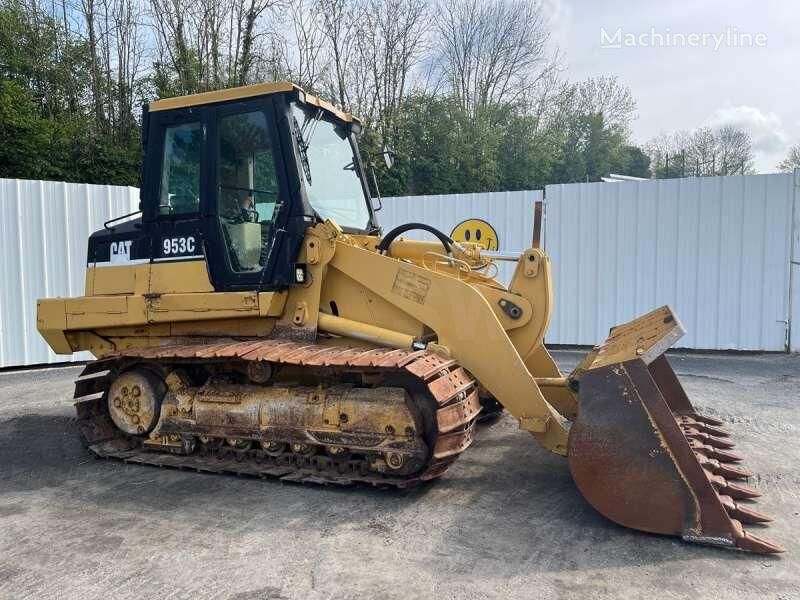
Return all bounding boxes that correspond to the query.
[148,80,360,124]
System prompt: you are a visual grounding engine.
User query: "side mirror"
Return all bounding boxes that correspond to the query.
[382,144,395,170]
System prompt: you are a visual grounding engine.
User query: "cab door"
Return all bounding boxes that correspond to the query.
[203,96,299,292]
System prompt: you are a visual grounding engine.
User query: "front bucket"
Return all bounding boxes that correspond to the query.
[567,306,783,554]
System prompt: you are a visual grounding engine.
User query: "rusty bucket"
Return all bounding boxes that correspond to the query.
[567,306,783,554]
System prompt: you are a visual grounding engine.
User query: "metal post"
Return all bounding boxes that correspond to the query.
[532,200,543,249]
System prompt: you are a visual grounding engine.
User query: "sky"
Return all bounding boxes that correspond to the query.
[541,0,799,172]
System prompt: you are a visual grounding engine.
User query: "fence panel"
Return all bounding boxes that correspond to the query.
[791,170,800,352]
[545,174,795,350]
[0,179,139,367]
[2,173,796,368]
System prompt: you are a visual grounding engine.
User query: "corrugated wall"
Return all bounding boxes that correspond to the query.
[379,190,543,284]
[1,174,797,367]
[545,174,796,350]
[0,179,139,367]
[791,171,800,352]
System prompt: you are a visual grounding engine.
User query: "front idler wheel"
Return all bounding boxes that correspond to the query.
[107,369,166,436]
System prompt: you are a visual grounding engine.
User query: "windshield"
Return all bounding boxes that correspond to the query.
[291,103,371,230]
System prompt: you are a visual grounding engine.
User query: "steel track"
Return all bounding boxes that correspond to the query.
[73,340,482,487]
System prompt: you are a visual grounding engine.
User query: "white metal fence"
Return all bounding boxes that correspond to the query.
[0,179,139,367]
[544,174,796,351]
[382,172,799,352]
[792,171,800,352]
[1,172,797,368]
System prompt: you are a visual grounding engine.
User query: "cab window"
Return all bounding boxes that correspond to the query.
[158,122,202,215]
[291,103,371,231]
[217,110,280,273]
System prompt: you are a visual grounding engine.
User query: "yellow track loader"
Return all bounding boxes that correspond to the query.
[37,81,781,553]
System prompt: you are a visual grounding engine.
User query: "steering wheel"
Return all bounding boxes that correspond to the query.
[224,208,260,225]
[241,207,260,223]
[376,223,454,255]
[218,186,260,224]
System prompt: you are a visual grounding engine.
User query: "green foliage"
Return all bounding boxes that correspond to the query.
[71,130,142,186]
[0,1,91,118]
[0,76,141,185]
[0,0,646,192]
[0,79,50,177]
[0,0,140,185]
[620,145,651,178]
[367,96,647,196]
[382,94,505,195]
[548,113,644,183]
[499,114,558,191]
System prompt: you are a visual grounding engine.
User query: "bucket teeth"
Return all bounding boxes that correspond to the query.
[701,424,731,437]
[683,429,736,449]
[717,463,754,479]
[703,468,762,499]
[718,495,773,524]
[724,481,762,500]
[687,412,725,427]
[714,448,744,462]
[695,455,753,479]
[677,398,777,553]
[735,531,785,554]
[735,506,773,524]
[688,439,743,462]
[695,423,731,438]
[676,416,731,437]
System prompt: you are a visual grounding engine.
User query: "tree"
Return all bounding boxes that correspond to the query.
[316,0,357,108]
[355,0,429,133]
[149,0,280,95]
[498,109,557,191]
[281,0,328,91]
[716,125,753,175]
[777,144,800,172]
[0,0,654,193]
[645,126,754,178]
[548,112,631,183]
[433,0,554,118]
[574,76,636,133]
[149,0,198,95]
[619,145,650,178]
[0,79,51,178]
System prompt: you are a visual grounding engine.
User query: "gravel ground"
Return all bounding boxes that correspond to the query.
[0,351,798,600]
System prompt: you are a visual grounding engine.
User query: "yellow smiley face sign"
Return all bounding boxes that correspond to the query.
[450,219,499,251]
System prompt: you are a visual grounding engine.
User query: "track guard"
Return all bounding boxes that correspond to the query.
[567,306,783,554]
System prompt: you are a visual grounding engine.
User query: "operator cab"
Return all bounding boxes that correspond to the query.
[88,82,378,291]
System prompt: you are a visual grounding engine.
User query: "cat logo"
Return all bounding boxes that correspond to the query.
[110,240,133,264]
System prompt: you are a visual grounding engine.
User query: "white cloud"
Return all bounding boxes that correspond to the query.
[540,0,573,49]
[705,105,788,153]
[704,105,791,171]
